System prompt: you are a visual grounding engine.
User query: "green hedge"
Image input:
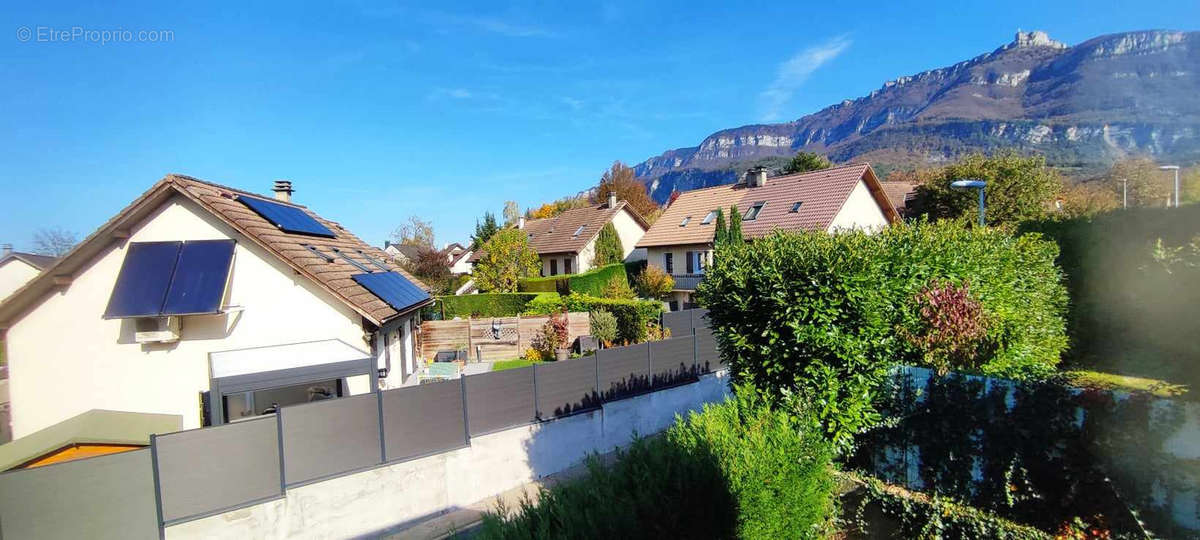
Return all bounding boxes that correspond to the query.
[437,293,560,318]
[563,293,662,344]
[517,263,630,297]
[1020,205,1200,388]
[477,389,834,540]
[850,474,1051,540]
[697,220,1067,450]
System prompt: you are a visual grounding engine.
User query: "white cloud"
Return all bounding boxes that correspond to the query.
[759,36,852,122]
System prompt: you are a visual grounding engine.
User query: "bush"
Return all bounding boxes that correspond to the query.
[850,474,1051,540]
[520,292,565,315]
[634,264,674,299]
[588,310,618,347]
[531,312,569,359]
[516,274,565,293]
[697,220,1067,450]
[563,293,662,344]
[668,388,836,539]
[438,293,551,318]
[590,222,624,267]
[600,274,635,299]
[566,263,628,297]
[477,389,835,540]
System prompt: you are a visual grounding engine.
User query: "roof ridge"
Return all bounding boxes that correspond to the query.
[166,174,312,209]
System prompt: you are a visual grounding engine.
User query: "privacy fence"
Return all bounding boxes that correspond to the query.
[0,309,720,540]
[419,312,590,363]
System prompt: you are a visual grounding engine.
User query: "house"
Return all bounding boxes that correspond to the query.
[471,193,649,277]
[0,247,56,301]
[0,176,434,448]
[384,242,423,264]
[443,242,473,275]
[880,180,919,217]
[636,164,901,310]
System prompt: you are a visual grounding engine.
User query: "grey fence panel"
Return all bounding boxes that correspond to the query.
[662,310,693,337]
[156,415,282,524]
[597,342,650,400]
[280,393,383,486]
[695,326,722,372]
[0,448,158,540]
[651,336,697,386]
[466,367,535,436]
[382,379,467,461]
[535,356,599,419]
[692,309,710,328]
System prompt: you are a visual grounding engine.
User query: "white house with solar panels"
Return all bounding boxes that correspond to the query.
[0,176,434,460]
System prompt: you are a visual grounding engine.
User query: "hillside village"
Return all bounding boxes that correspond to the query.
[1,17,1199,540]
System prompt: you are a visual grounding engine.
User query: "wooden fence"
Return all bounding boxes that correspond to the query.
[420,312,589,362]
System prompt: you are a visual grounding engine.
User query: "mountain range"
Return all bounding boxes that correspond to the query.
[633,30,1200,203]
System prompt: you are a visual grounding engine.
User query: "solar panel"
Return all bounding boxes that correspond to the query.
[162,240,236,315]
[237,196,336,238]
[103,242,182,318]
[352,272,430,312]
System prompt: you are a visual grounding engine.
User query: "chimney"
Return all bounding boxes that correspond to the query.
[517,216,525,229]
[2,244,11,256]
[746,166,768,188]
[273,180,294,202]
[607,192,618,209]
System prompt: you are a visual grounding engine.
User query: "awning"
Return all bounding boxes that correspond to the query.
[209,339,371,379]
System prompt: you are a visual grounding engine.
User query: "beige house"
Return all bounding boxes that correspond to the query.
[472,193,649,277]
[636,164,901,310]
[0,248,56,301]
[0,176,433,444]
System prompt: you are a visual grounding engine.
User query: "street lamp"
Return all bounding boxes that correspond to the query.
[951,179,987,226]
[1159,165,1180,208]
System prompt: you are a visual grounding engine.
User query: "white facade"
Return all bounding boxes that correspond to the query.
[538,207,648,277]
[4,195,416,438]
[448,251,473,275]
[826,180,891,231]
[0,259,41,301]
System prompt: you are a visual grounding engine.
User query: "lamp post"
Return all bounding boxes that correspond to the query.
[1121,178,1128,209]
[1159,165,1180,208]
[951,179,987,226]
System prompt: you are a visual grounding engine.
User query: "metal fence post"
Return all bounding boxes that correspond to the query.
[531,364,539,421]
[460,374,471,444]
[275,409,287,492]
[149,434,166,539]
[376,390,387,463]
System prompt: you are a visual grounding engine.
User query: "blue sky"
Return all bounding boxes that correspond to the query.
[2,1,1197,250]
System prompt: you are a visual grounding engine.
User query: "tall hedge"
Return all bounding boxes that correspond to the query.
[697,220,1067,449]
[519,263,630,297]
[1020,205,1200,388]
[563,293,662,344]
[437,293,557,318]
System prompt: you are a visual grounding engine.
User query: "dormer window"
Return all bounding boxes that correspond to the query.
[790,201,803,213]
[744,202,766,221]
[701,210,717,225]
[680,216,691,227]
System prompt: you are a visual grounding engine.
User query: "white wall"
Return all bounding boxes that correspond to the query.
[6,195,372,437]
[827,180,890,231]
[611,208,648,263]
[0,259,41,301]
[164,371,731,540]
[645,244,712,280]
[449,252,473,275]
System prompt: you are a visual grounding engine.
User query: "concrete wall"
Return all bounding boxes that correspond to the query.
[0,259,40,301]
[5,194,378,437]
[827,180,890,231]
[164,371,732,539]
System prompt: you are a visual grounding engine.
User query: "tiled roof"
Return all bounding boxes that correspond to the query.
[521,201,647,255]
[0,252,57,271]
[880,181,918,215]
[636,164,898,248]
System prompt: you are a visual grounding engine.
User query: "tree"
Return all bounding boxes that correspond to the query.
[471,212,500,249]
[527,195,589,219]
[389,216,435,248]
[1059,181,1119,218]
[400,246,454,294]
[634,265,675,300]
[591,223,624,267]
[588,310,618,347]
[1183,166,1200,205]
[473,228,540,292]
[601,274,635,299]
[593,161,660,221]
[503,201,521,226]
[782,152,833,175]
[727,205,744,246]
[908,151,1063,226]
[1105,158,1172,208]
[31,227,77,257]
[713,208,727,246]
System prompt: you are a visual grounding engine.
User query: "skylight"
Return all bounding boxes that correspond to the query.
[680,216,691,227]
[701,210,717,225]
[573,225,586,237]
[744,202,766,221]
[790,201,803,213]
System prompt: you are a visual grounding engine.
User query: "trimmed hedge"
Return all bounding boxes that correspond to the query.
[437,292,560,318]
[563,293,662,344]
[517,263,630,297]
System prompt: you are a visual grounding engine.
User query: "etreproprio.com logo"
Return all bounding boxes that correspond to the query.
[16,25,174,44]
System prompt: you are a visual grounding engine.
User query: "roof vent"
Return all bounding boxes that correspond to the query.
[273,180,294,203]
[2,244,11,256]
[746,166,768,188]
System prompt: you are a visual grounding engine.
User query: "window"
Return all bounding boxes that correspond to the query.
[679,216,691,227]
[686,251,705,274]
[564,258,573,274]
[744,201,766,221]
[550,259,559,276]
[664,252,674,274]
[701,210,718,225]
[572,225,585,237]
[790,201,803,213]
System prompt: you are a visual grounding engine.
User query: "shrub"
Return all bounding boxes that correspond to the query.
[530,311,570,358]
[600,274,635,299]
[516,274,564,293]
[520,292,565,316]
[588,310,618,347]
[563,293,662,344]
[566,263,628,297]
[437,293,544,318]
[850,474,1051,540]
[634,264,674,299]
[902,280,990,375]
[590,222,624,267]
[697,220,1067,450]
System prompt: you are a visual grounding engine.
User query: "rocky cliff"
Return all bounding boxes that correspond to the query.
[635,30,1200,202]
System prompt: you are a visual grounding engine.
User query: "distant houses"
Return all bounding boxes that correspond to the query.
[0,176,432,468]
[636,164,901,310]
[0,247,56,301]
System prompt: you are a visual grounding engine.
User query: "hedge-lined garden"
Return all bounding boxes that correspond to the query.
[433,292,560,319]
[517,263,630,297]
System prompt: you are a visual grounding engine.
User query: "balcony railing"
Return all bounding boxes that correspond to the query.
[671,273,704,291]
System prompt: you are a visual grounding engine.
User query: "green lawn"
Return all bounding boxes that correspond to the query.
[491,358,543,372]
